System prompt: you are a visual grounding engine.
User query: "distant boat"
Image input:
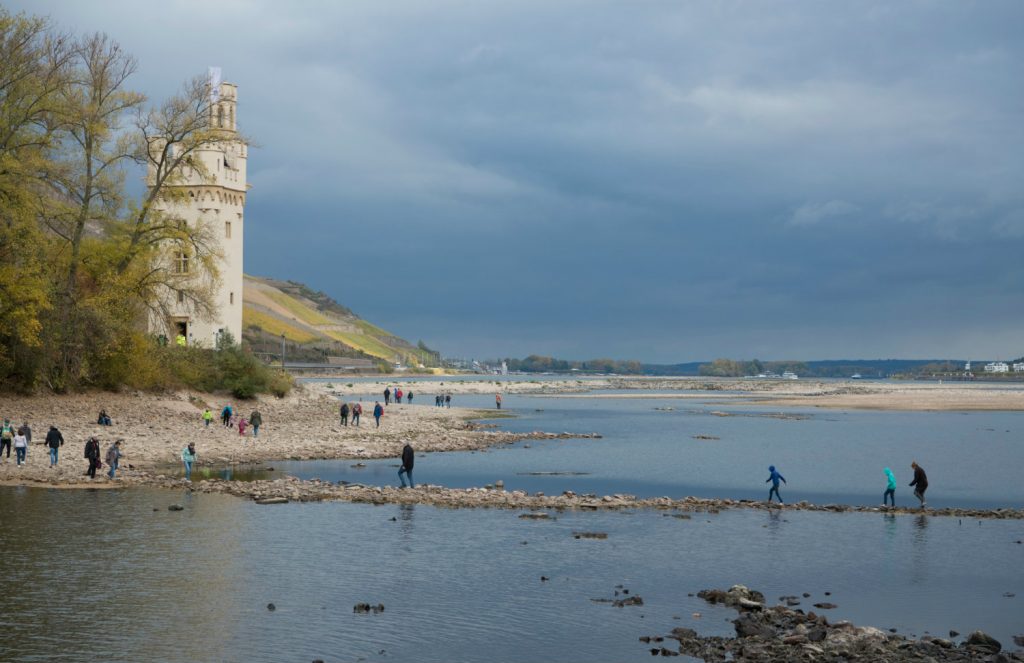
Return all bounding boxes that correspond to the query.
[781,371,798,380]
[851,373,862,379]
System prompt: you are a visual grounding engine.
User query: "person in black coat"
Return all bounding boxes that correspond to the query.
[398,443,414,488]
[45,426,64,467]
[909,461,928,509]
[84,436,101,479]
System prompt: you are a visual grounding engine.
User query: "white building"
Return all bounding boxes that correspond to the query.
[150,79,247,347]
[984,362,1009,373]
[1013,363,1024,373]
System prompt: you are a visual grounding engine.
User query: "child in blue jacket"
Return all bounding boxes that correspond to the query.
[766,465,786,503]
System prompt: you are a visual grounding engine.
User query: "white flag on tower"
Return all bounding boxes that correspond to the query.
[208,66,222,103]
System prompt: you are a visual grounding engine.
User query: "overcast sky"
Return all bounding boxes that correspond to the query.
[12,1,1024,362]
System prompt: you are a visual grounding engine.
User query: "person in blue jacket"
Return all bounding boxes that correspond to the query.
[883,467,897,507]
[765,465,786,503]
[373,401,384,428]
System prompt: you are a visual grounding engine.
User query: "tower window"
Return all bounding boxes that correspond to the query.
[229,292,234,305]
[225,221,232,239]
[174,252,189,274]
[177,291,185,303]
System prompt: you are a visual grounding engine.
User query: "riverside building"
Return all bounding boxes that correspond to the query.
[149,74,247,347]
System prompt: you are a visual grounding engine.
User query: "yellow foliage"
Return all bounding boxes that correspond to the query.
[243,307,318,343]
[264,290,335,326]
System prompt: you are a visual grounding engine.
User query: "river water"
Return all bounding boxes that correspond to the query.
[0,486,1021,662]
[283,391,1024,509]
[2,388,1023,662]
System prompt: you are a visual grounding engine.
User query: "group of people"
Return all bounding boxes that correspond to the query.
[383,387,413,405]
[765,461,930,508]
[202,405,263,438]
[435,393,452,408]
[2,414,126,479]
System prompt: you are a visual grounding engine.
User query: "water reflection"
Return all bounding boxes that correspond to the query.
[764,509,783,537]
[398,504,416,543]
[910,514,930,585]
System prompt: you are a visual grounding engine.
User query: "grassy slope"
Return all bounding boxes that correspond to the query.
[243,275,424,363]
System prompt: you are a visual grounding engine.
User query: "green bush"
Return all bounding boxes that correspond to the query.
[102,333,293,398]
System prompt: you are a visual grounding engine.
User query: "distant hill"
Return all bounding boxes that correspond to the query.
[242,275,440,369]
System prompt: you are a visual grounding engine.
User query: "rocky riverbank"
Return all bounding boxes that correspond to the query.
[642,584,1022,661]
[0,383,602,487]
[326,376,1024,411]
[82,474,1024,520]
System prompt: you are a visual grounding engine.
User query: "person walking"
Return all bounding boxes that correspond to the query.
[202,408,213,427]
[182,443,197,481]
[249,409,262,437]
[445,393,451,408]
[909,461,928,509]
[84,436,101,479]
[45,425,64,467]
[352,401,362,426]
[883,467,897,507]
[495,393,502,409]
[396,388,403,404]
[340,402,350,427]
[0,419,14,462]
[765,465,786,503]
[18,422,32,446]
[373,401,384,428]
[407,391,414,404]
[238,417,248,437]
[221,404,233,428]
[435,394,441,407]
[384,387,391,405]
[13,429,28,466]
[398,442,415,488]
[106,440,123,479]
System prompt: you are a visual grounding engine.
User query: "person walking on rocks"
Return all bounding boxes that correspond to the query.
[398,443,415,488]
[13,429,28,466]
[909,461,928,509]
[84,436,101,479]
[249,409,262,437]
[238,417,248,437]
[221,404,233,428]
[340,402,350,426]
[384,387,391,405]
[202,408,213,428]
[0,419,14,462]
[182,442,197,481]
[765,465,786,504]
[373,401,384,428]
[353,401,362,426]
[396,388,403,404]
[435,394,441,407]
[106,440,123,479]
[407,391,413,404]
[45,425,64,467]
[883,467,897,507]
[18,422,31,446]
[445,393,451,408]
[495,393,502,409]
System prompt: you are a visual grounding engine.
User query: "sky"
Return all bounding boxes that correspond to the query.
[10,1,1024,362]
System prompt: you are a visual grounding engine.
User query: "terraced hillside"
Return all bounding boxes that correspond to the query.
[242,275,440,369]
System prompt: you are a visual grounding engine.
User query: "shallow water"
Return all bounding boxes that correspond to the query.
[0,486,1021,663]
[281,392,1024,509]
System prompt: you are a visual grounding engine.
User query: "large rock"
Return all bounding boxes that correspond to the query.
[965,630,1001,653]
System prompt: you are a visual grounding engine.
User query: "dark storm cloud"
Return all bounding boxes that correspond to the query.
[12,0,1024,360]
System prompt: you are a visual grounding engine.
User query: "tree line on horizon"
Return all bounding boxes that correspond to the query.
[0,10,286,396]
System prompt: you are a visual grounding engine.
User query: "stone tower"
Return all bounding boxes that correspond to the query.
[152,79,247,347]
